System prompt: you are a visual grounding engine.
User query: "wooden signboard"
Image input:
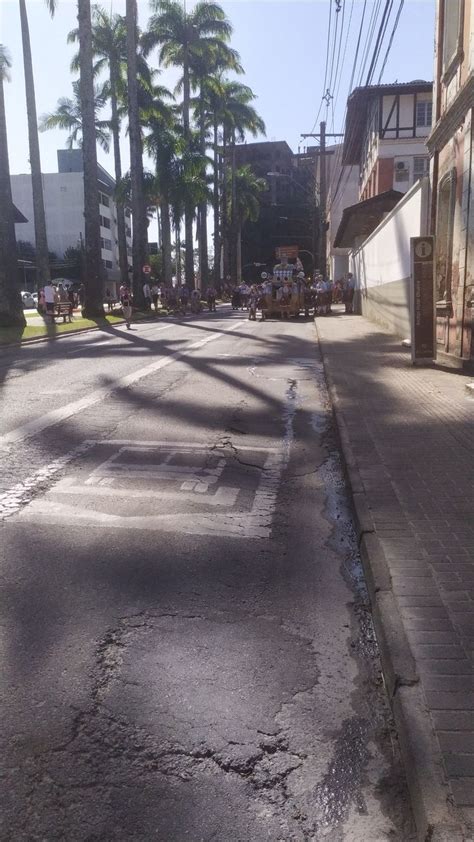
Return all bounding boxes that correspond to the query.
[410,236,435,364]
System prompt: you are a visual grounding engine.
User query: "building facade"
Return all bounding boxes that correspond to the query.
[232,140,316,278]
[11,149,132,284]
[321,144,359,280]
[427,0,474,365]
[342,82,433,201]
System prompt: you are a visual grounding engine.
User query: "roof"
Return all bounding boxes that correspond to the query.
[333,190,404,248]
[13,204,28,223]
[342,81,433,166]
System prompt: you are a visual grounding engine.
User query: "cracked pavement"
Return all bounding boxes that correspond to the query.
[0,309,415,840]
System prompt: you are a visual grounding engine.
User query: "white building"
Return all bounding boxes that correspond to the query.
[11,149,132,283]
[324,144,359,280]
[342,81,433,200]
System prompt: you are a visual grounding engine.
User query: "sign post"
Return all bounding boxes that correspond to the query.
[142,264,152,275]
[410,236,435,365]
[275,245,299,260]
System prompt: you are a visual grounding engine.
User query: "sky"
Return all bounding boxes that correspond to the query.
[1,0,436,179]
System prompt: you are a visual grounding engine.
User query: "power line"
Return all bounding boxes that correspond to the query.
[365,0,395,86]
[377,0,405,83]
[358,0,383,85]
[309,0,334,133]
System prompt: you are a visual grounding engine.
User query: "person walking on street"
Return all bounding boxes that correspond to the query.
[143,281,151,311]
[121,285,133,329]
[151,282,160,314]
[207,286,217,312]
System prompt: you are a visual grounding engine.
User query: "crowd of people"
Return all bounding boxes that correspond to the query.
[36,281,84,320]
[34,269,355,328]
[228,271,356,319]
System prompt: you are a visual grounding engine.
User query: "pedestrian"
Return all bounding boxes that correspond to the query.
[120,285,133,329]
[207,285,217,312]
[37,288,45,315]
[143,280,151,311]
[43,281,56,321]
[343,273,355,314]
[151,281,160,313]
[67,286,76,318]
[105,287,113,312]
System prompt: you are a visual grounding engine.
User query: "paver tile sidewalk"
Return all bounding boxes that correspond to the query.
[317,310,474,832]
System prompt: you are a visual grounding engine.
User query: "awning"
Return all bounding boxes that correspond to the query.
[333,190,404,249]
[13,204,28,223]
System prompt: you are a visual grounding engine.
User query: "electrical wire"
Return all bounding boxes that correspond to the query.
[377,0,405,83]
[309,0,334,134]
[365,0,395,86]
[358,0,383,86]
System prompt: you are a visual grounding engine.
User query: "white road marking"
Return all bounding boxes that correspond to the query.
[66,322,175,354]
[1,321,247,447]
[7,438,285,540]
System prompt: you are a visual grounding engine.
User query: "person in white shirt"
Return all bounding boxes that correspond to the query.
[43,282,56,318]
[143,281,151,310]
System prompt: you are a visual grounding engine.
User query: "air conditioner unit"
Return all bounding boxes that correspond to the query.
[395,160,410,182]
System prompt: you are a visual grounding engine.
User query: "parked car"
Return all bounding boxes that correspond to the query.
[21,291,36,309]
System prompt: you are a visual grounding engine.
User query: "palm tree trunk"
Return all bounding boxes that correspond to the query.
[19,0,50,289]
[198,92,208,290]
[0,71,25,327]
[126,0,147,304]
[222,128,229,282]
[160,197,172,285]
[182,42,194,288]
[175,222,182,286]
[213,115,220,287]
[110,62,128,285]
[236,222,242,284]
[230,130,237,281]
[78,0,104,317]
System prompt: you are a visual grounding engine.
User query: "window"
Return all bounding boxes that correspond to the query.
[102,259,113,270]
[100,215,111,230]
[435,170,456,302]
[442,0,463,73]
[416,100,432,128]
[99,191,110,207]
[60,186,67,193]
[100,237,112,251]
[413,157,430,181]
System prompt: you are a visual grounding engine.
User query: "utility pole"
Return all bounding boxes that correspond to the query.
[301,123,344,279]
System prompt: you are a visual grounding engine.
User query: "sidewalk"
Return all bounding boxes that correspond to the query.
[317,310,474,842]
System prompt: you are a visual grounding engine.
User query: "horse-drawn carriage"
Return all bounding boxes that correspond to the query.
[259,261,307,320]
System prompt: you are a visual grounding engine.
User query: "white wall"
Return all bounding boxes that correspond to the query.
[350,176,430,337]
[12,172,85,258]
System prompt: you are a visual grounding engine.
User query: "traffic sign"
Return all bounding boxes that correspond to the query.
[143,264,152,274]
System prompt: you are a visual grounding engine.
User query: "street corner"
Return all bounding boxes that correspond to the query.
[11,439,287,540]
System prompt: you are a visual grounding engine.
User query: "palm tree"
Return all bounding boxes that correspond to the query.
[18,0,53,289]
[0,46,25,327]
[39,80,111,151]
[69,7,129,284]
[231,165,266,282]
[191,43,242,290]
[217,81,265,282]
[143,108,179,287]
[143,0,232,288]
[77,0,104,316]
[126,0,148,303]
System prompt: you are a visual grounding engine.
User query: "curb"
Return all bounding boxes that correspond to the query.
[0,313,166,348]
[314,320,468,842]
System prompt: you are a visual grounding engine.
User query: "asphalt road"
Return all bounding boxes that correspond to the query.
[0,307,415,841]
